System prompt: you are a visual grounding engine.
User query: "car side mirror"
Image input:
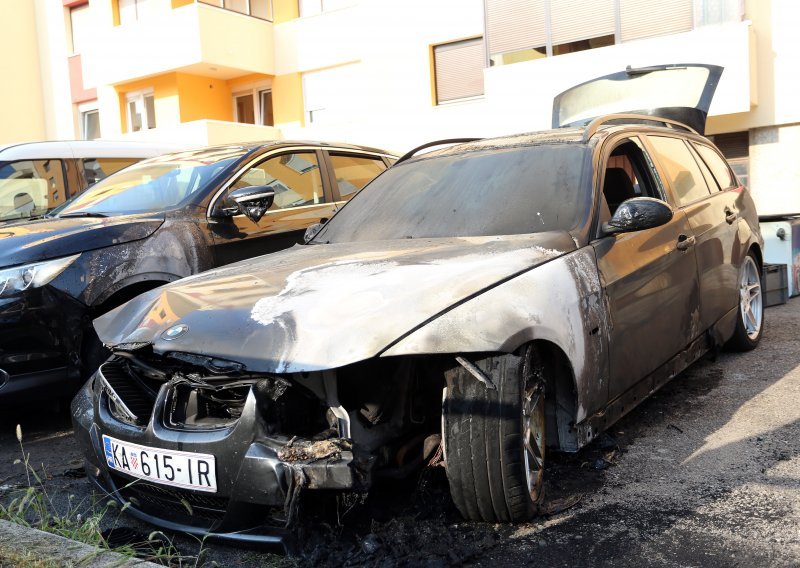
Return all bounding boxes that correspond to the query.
[602,197,673,235]
[220,185,275,224]
[303,221,325,244]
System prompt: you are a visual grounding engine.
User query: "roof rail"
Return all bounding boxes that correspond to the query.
[582,113,698,142]
[395,137,482,164]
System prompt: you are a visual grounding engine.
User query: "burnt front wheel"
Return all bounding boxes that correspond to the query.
[727,252,763,351]
[443,345,546,522]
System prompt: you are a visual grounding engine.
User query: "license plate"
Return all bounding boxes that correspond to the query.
[102,435,217,493]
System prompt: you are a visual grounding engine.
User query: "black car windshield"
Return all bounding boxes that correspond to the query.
[57,147,247,217]
[316,144,589,242]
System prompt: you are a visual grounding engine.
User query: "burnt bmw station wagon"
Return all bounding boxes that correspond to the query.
[73,65,763,545]
[0,141,394,404]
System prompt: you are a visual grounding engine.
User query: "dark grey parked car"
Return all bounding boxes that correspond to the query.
[0,141,394,404]
[73,64,763,545]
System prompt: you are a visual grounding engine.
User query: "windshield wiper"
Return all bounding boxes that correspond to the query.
[58,211,108,218]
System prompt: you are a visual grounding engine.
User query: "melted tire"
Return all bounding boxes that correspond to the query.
[443,345,543,523]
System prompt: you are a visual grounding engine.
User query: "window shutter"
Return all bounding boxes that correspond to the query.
[485,0,546,57]
[710,131,749,159]
[434,38,485,103]
[550,0,614,46]
[620,0,693,42]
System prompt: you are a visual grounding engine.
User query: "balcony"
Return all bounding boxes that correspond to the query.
[87,2,274,86]
[113,118,282,146]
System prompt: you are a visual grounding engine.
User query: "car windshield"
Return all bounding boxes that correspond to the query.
[315,144,590,243]
[56,148,246,217]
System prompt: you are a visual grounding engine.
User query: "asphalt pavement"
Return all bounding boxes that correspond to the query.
[1,298,798,567]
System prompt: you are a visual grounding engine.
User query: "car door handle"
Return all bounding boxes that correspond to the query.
[676,234,696,251]
[725,208,738,224]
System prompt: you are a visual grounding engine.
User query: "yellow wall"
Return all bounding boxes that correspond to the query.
[273,0,299,23]
[0,0,46,142]
[272,73,304,126]
[177,73,233,122]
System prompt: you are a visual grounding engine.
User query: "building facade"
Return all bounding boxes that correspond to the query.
[3,0,799,215]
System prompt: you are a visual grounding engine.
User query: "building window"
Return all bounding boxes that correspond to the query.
[199,0,273,21]
[486,0,693,66]
[234,87,274,126]
[69,3,93,55]
[433,37,485,104]
[118,0,164,24]
[694,0,744,26]
[126,91,156,132]
[299,0,355,17]
[81,109,101,140]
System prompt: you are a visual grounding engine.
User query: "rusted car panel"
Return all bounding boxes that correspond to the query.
[73,65,766,540]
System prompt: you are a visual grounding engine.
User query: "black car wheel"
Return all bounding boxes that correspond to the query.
[727,252,764,351]
[443,344,546,522]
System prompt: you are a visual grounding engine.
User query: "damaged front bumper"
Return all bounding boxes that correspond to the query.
[70,358,368,546]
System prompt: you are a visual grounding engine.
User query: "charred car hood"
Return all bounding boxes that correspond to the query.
[95,232,577,372]
[0,213,164,267]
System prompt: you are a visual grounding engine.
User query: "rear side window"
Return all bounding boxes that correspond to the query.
[648,136,712,206]
[82,157,139,188]
[693,143,736,190]
[0,159,66,221]
[329,153,388,200]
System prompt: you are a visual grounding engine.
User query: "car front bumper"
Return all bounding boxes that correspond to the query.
[71,367,364,547]
[0,286,86,404]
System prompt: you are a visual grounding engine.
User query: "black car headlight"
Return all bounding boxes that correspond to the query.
[0,254,80,298]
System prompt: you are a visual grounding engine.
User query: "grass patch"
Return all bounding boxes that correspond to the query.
[0,424,213,567]
[0,544,63,568]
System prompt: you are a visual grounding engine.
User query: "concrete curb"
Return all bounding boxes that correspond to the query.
[0,519,162,567]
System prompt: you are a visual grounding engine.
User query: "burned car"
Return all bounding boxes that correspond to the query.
[73,65,763,544]
[0,141,395,404]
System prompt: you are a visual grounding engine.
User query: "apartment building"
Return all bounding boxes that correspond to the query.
[3,0,798,215]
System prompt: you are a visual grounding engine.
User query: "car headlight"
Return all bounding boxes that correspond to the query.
[0,254,80,298]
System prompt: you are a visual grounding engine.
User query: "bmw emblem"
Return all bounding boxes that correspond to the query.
[161,324,189,341]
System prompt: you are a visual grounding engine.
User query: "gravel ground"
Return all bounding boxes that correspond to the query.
[1,299,798,567]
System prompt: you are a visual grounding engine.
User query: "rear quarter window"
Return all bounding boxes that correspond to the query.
[693,143,737,190]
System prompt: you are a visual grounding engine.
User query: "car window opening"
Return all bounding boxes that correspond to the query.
[600,138,664,223]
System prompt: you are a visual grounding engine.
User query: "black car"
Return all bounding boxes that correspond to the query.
[73,64,763,546]
[0,141,395,403]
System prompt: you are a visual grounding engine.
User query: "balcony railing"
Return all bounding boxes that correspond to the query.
[197,0,272,22]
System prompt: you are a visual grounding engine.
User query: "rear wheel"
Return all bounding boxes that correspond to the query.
[727,252,763,351]
[443,345,546,522]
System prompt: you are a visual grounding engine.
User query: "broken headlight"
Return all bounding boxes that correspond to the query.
[0,254,80,297]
